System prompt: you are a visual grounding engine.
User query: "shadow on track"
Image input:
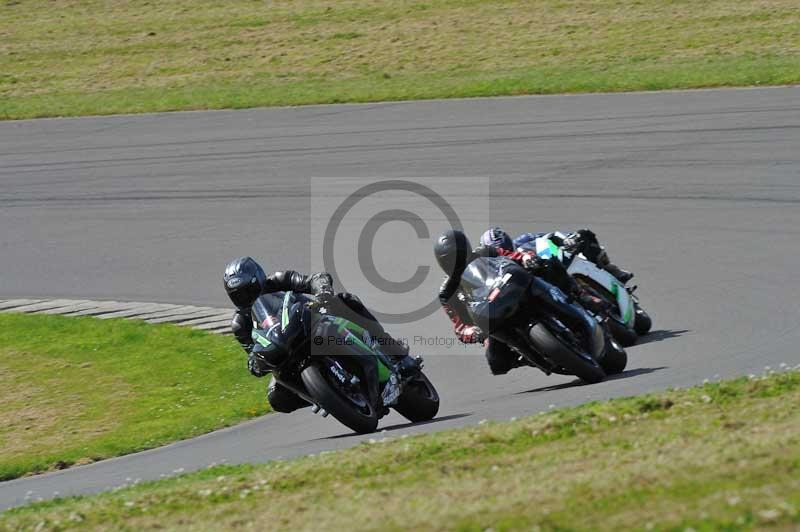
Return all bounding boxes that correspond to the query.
[380,413,473,432]
[635,329,690,345]
[604,366,668,381]
[515,366,668,395]
[514,380,587,395]
[321,413,473,440]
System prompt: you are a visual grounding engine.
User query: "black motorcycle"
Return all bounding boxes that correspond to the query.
[461,256,627,383]
[249,291,439,434]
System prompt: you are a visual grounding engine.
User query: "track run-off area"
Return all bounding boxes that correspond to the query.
[0,86,798,510]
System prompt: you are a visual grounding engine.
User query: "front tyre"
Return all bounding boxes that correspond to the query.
[300,364,379,434]
[393,373,440,422]
[607,317,638,347]
[528,324,605,384]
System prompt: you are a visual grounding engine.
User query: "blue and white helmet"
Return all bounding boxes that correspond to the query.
[480,227,513,251]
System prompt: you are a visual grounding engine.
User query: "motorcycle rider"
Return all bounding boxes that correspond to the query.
[435,230,582,376]
[480,227,633,283]
[223,256,413,413]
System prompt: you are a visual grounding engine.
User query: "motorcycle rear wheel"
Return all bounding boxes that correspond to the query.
[393,372,440,423]
[301,363,379,434]
[528,324,605,384]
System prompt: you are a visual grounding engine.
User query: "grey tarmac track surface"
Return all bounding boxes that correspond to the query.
[1,87,799,510]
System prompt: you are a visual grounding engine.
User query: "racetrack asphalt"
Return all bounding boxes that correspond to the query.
[1,86,799,510]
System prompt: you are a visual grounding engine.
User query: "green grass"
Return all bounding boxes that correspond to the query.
[3,369,799,531]
[1,0,798,119]
[0,312,268,481]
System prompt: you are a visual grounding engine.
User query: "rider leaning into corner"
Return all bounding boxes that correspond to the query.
[480,227,633,284]
[435,230,589,376]
[223,257,415,414]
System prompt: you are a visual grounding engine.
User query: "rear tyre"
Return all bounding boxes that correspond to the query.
[599,337,627,374]
[607,317,638,347]
[300,364,379,434]
[393,373,440,422]
[528,324,605,384]
[634,305,652,335]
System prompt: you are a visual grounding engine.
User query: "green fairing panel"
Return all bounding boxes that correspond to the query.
[281,292,291,329]
[330,317,391,383]
[610,283,634,324]
[253,329,272,347]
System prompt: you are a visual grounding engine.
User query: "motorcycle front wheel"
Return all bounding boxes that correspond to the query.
[599,337,628,375]
[528,324,606,384]
[301,363,379,434]
[634,304,653,335]
[607,317,638,347]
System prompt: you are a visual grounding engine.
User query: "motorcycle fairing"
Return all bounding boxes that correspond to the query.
[533,236,564,262]
[567,256,634,326]
[461,256,531,334]
[531,237,634,327]
[313,315,392,383]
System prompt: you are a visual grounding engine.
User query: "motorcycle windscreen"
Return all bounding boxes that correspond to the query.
[460,256,531,334]
[251,292,285,329]
[252,291,310,329]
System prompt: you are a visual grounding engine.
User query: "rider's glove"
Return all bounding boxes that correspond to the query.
[561,236,581,252]
[313,291,336,312]
[316,291,333,305]
[456,324,485,344]
[247,353,271,378]
[520,252,541,271]
[595,248,610,267]
[308,272,334,294]
[576,229,597,243]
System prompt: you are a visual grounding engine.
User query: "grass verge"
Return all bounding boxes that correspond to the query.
[2,368,799,530]
[1,0,798,119]
[0,312,267,481]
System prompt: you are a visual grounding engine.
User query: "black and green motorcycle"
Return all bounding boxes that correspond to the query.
[249,291,439,434]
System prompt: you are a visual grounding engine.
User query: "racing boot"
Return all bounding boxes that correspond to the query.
[396,354,423,377]
[485,338,525,375]
[381,372,402,407]
[367,343,406,407]
[596,249,633,284]
[373,332,422,377]
[604,263,634,284]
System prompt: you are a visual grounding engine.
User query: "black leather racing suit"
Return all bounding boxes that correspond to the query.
[231,271,331,359]
[439,246,580,375]
[515,229,632,283]
[231,270,406,412]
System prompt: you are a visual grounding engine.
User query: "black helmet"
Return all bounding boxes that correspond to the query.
[223,256,267,308]
[480,227,513,251]
[433,230,471,276]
